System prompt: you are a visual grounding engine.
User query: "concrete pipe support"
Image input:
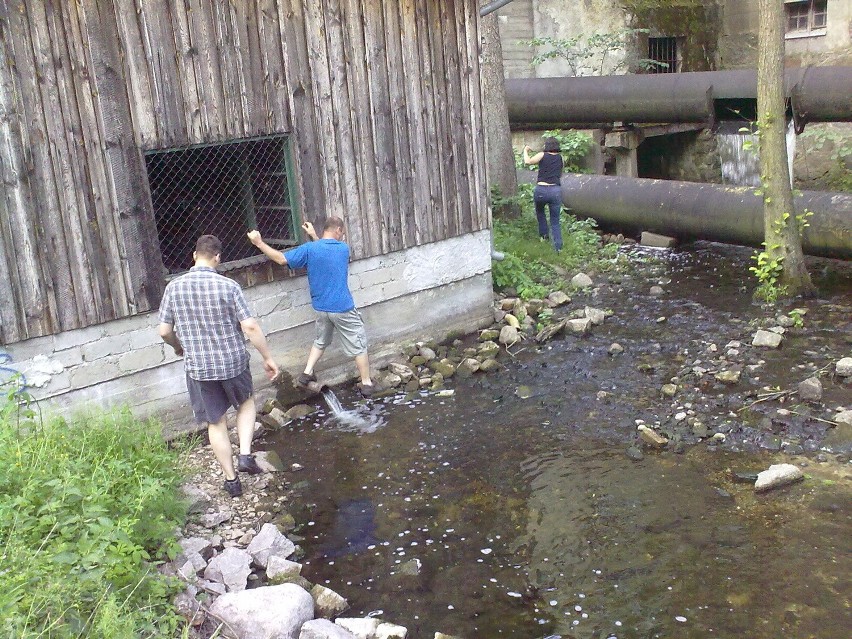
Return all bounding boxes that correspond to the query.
[560,174,852,260]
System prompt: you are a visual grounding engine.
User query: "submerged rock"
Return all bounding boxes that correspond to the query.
[797,377,822,402]
[754,463,804,492]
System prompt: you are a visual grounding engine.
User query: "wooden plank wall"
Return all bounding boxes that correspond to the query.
[0,0,489,345]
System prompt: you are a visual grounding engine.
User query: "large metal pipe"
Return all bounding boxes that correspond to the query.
[560,174,852,260]
[506,67,852,127]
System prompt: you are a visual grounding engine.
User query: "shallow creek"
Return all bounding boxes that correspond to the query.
[268,243,851,639]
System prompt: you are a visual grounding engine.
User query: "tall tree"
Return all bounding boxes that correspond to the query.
[480,3,519,218]
[756,0,814,297]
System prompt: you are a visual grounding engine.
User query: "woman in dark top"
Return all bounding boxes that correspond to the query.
[523,137,564,251]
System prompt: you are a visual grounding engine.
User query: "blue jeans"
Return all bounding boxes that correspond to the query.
[534,184,563,251]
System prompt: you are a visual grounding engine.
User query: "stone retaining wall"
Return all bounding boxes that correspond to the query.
[2,231,494,427]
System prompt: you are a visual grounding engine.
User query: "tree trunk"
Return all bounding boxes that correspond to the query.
[756,0,814,297]
[480,4,519,218]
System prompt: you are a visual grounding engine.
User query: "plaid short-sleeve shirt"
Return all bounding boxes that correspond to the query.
[158,266,253,381]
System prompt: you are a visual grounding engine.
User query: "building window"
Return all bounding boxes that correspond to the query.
[647,36,680,73]
[785,0,828,38]
[145,135,298,275]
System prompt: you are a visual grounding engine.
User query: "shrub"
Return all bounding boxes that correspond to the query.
[0,388,188,638]
[492,187,618,299]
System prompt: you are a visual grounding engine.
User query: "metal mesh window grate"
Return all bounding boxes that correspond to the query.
[145,135,297,275]
[648,37,678,73]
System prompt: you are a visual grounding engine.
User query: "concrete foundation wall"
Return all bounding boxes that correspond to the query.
[2,231,494,423]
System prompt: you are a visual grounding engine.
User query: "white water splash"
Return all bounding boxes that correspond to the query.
[321,388,385,433]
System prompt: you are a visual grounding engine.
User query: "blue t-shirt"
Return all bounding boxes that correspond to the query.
[284,239,355,313]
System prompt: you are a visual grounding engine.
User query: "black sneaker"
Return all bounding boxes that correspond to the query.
[224,477,243,498]
[296,372,317,387]
[237,454,264,475]
[358,383,376,398]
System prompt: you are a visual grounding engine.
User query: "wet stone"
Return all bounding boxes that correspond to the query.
[625,446,644,461]
[797,377,823,402]
[835,357,852,377]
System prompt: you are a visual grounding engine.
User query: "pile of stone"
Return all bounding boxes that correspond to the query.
[167,520,423,639]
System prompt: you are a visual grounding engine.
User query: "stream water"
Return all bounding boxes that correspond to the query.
[268,242,850,639]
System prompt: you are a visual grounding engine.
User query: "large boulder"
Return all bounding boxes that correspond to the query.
[209,584,314,639]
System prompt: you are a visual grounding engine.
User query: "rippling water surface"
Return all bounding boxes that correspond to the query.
[269,243,851,638]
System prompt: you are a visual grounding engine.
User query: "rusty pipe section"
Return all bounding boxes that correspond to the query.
[560,174,852,260]
[506,67,852,126]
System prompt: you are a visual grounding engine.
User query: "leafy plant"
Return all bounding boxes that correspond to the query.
[492,186,619,299]
[787,308,805,328]
[523,29,662,76]
[0,394,188,638]
[749,244,787,303]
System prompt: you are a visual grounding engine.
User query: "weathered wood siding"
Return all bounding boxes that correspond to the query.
[0,0,489,345]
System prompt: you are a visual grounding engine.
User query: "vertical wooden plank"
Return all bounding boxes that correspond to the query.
[321,0,365,258]
[0,4,46,340]
[186,0,227,140]
[464,0,489,231]
[398,0,432,246]
[4,1,71,330]
[439,0,467,238]
[61,0,132,315]
[33,0,105,325]
[340,0,381,257]
[424,0,455,240]
[361,0,400,252]
[450,0,479,233]
[136,0,186,146]
[302,1,345,228]
[256,0,290,132]
[78,0,165,311]
[415,1,444,245]
[112,0,158,145]
[211,0,243,139]
[276,0,324,222]
[382,0,416,249]
[228,0,264,137]
[219,0,257,138]
[169,0,204,141]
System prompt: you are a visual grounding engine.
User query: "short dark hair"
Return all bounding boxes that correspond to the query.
[195,235,222,259]
[543,137,560,153]
[323,216,345,233]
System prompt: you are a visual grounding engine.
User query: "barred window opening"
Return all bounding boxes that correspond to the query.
[145,135,297,276]
[648,36,679,74]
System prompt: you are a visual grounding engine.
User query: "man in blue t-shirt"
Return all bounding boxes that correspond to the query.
[247,217,375,397]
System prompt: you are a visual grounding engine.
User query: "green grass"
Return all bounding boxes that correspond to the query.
[0,386,188,638]
[492,185,619,298]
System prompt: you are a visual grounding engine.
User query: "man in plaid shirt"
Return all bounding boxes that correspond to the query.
[158,235,278,498]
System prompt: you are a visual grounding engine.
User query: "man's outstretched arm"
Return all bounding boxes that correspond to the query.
[247,230,288,266]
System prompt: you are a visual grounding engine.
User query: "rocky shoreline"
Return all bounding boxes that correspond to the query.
[168,258,852,639]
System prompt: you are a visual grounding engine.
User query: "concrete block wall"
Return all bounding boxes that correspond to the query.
[1,230,494,426]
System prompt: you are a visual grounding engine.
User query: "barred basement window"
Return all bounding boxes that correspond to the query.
[784,0,828,37]
[647,36,680,73]
[145,135,298,275]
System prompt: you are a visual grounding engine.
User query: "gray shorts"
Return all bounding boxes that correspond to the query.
[314,308,369,357]
[186,366,253,425]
